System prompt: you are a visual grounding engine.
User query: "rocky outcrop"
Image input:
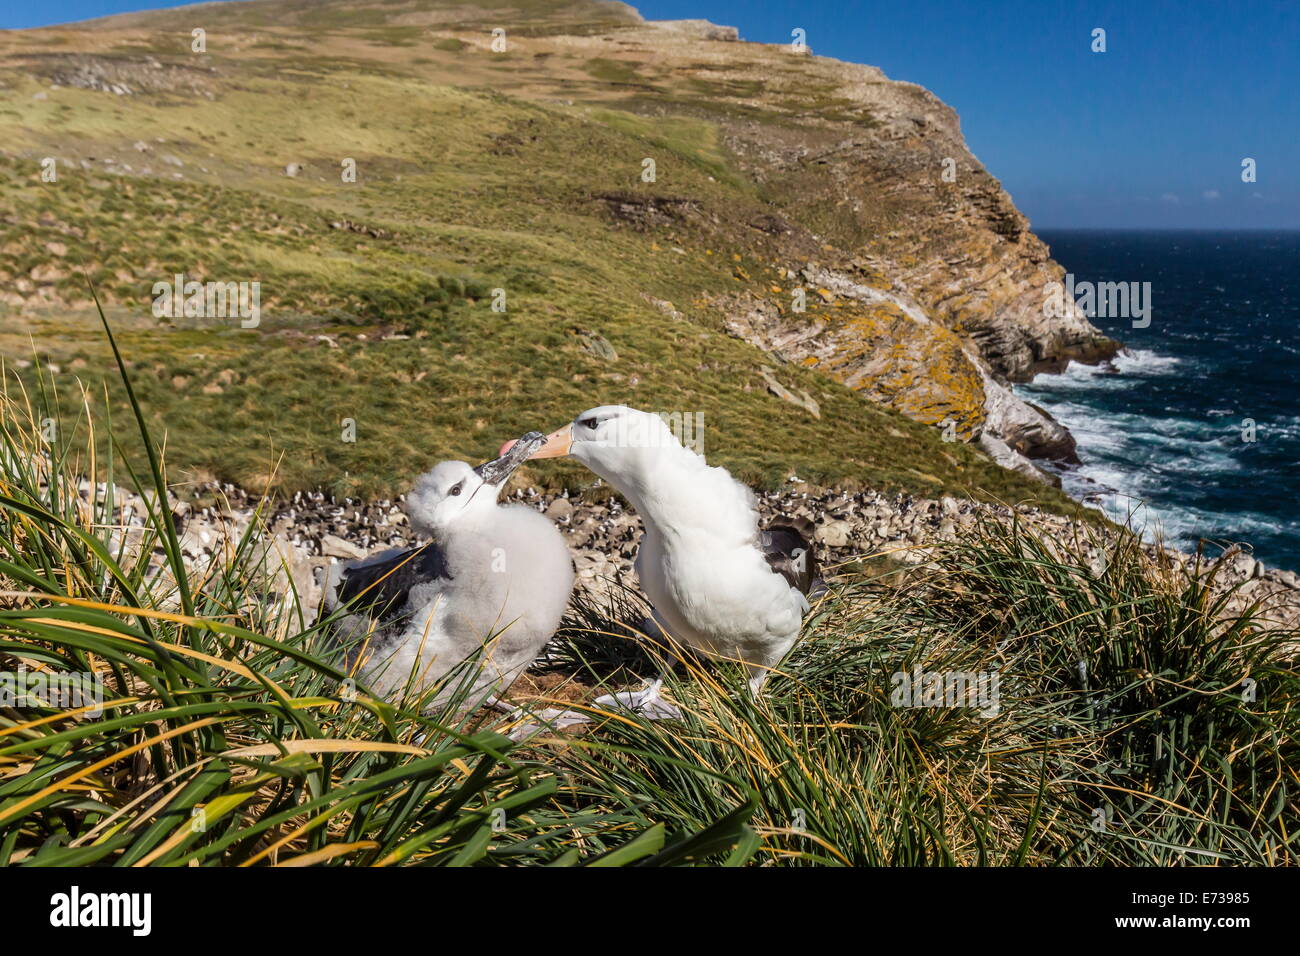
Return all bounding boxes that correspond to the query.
[705,59,1121,383]
[19,52,218,99]
[654,19,739,42]
[719,261,1079,479]
[619,14,1119,474]
[976,364,1078,463]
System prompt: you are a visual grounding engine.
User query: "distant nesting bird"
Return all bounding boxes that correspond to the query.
[503,405,822,716]
[326,432,574,708]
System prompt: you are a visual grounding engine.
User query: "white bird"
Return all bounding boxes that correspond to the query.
[326,432,575,710]
[503,405,822,717]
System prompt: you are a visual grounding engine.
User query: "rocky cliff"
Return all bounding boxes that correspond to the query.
[613,17,1120,473]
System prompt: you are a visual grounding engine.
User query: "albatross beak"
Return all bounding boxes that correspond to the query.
[500,423,573,460]
[474,431,545,486]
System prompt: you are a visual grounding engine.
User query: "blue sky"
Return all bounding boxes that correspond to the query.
[8,0,1297,229]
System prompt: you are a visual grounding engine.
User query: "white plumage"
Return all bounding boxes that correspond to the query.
[510,405,819,715]
[326,434,574,709]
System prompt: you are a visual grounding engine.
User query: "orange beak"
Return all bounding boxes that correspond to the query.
[499,423,572,460]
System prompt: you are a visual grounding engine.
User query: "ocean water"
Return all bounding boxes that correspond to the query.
[1017,230,1300,572]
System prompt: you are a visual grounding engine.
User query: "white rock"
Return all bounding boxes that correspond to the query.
[320,534,366,560]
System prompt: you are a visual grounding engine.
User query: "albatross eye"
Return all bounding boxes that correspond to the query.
[580,417,599,432]
[449,481,463,496]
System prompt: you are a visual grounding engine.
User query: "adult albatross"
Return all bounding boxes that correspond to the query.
[503,405,822,717]
[326,432,574,709]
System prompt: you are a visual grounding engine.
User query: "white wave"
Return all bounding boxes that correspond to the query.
[1164,453,1244,475]
[1067,482,1287,554]
[1011,333,1300,566]
[1110,348,1182,375]
[1269,416,1300,441]
[1020,349,1182,395]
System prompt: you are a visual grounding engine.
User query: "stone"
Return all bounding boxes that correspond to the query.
[545,497,573,522]
[52,472,1300,635]
[569,328,617,361]
[320,534,367,560]
[758,366,820,418]
[815,519,853,548]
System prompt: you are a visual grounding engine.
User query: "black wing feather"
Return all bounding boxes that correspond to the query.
[760,516,824,598]
[336,543,452,623]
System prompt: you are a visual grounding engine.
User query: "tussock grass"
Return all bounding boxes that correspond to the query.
[1,314,1295,865]
[0,310,750,866]
[537,520,1299,865]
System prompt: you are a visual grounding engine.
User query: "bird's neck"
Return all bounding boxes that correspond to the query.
[597,443,718,536]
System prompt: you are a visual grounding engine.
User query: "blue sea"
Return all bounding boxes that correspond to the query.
[1017,231,1300,572]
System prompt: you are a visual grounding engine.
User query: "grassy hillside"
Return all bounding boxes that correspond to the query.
[1,0,1086,508]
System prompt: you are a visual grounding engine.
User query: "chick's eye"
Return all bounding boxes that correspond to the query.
[449,482,463,496]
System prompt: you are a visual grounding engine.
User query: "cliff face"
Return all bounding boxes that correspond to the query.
[0,0,1115,492]
[713,60,1115,380]
[613,20,1118,470]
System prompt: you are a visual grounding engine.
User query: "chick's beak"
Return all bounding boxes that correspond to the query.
[500,423,572,460]
[474,431,544,486]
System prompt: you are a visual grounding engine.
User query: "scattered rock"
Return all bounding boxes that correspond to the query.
[655,19,740,42]
[545,497,573,523]
[758,366,820,418]
[55,471,1300,634]
[642,295,684,321]
[570,328,617,361]
[594,191,701,228]
[815,519,853,548]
